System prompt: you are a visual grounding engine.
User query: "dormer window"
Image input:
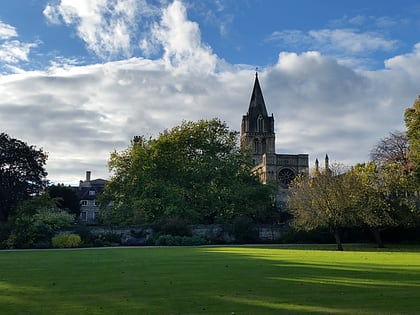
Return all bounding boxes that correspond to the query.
[89,190,96,196]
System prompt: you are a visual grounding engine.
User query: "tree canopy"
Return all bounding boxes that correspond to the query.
[47,184,80,216]
[287,164,356,250]
[100,119,274,226]
[0,133,48,221]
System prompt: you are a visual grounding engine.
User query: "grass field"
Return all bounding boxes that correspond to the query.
[1,245,420,314]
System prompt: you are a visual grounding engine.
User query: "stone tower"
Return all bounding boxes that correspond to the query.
[241,73,275,166]
[240,73,309,209]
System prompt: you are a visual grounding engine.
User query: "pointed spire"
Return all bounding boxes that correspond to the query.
[315,158,319,174]
[325,154,329,170]
[248,72,268,117]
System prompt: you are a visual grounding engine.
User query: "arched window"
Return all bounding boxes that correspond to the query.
[261,138,266,154]
[257,115,264,132]
[254,139,259,153]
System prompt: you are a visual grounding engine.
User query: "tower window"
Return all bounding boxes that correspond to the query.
[254,139,259,153]
[262,138,267,154]
[257,115,264,132]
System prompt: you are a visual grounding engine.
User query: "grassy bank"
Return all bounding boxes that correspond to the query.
[1,245,420,314]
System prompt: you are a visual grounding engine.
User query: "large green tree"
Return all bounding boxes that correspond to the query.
[100,119,274,226]
[0,133,48,221]
[404,96,420,186]
[287,164,357,250]
[349,162,417,247]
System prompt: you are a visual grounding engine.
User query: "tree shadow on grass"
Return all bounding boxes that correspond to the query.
[1,247,420,314]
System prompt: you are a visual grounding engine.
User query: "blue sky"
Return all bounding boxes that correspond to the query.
[1,0,419,184]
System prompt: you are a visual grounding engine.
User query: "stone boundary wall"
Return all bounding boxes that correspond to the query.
[69,224,290,245]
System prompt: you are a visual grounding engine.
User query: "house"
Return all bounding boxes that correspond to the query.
[77,171,108,222]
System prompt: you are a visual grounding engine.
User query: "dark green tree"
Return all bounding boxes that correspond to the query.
[0,133,48,221]
[100,119,274,226]
[47,184,80,216]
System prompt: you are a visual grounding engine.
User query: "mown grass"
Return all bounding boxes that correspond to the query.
[1,245,420,314]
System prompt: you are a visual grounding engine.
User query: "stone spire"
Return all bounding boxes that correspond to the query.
[247,72,268,118]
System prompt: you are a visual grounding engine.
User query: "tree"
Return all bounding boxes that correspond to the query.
[47,184,80,216]
[404,96,420,186]
[287,164,357,250]
[349,162,417,247]
[100,119,274,226]
[0,133,48,221]
[370,131,410,172]
[6,194,75,248]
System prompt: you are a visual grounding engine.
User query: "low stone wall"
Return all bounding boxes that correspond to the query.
[66,223,290,245]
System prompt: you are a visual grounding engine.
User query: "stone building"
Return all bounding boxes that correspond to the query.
[241,73,309,208]
[77,171,107,222]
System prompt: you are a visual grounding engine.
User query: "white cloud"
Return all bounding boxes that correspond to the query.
[146,0,217,74]
[1,2,419,185]
[309,29,397,53]
[0,21,17,39]
[0,21,38,69]
[43,0,154,59]
[268,28,397,55]
[2,42,419,183]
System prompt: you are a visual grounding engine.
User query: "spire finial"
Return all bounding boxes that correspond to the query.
[255,67,258,77]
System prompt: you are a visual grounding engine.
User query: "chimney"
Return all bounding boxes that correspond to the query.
[86,171,91,182]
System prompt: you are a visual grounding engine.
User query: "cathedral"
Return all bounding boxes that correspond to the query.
[241,73,309,208]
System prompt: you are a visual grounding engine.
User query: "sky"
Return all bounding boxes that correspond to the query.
[1,0,419,185]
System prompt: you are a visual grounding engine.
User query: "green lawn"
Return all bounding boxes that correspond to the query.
[1,245,420,314]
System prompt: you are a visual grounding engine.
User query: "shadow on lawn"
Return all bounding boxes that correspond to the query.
[198,246,420,314]
[1,247,420,314]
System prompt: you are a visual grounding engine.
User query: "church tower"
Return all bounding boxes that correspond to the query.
[241,73,275,165]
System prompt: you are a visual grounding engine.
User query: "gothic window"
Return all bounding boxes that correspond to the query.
[257,115,264,132]
[278,168,296,188]
[254,139,259,153]
[261,138,267,154]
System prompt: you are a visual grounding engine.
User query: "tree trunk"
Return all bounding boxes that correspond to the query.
[333,230,344,251]
[372,228,385,248]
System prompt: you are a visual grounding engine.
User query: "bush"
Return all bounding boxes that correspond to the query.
[231,216,258,244]
[154,234,207,246]
[51,234,81,248]
[154,217,191,236]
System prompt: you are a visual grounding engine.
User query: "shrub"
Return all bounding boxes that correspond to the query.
[154,217,191,236]
[154,234,207,246]
[51,234,81,248]
[231,216,259,244]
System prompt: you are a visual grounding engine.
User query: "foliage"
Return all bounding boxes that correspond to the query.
[370,131,410,171]
[100,119,274,226]
[0,133,48,221]
[5,194,75,248]
[51,233,81,248]
[350,162,417,230]
[230,216,259,244]
[154,234,207,246]
[153,217,191,236]
[287,164,357,250]
[404,96,420,186]
[47,184,80,216]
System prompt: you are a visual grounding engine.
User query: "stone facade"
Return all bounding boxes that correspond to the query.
[241,74,309,208]
[77,171,108,222]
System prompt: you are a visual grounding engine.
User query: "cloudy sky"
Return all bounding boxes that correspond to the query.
[1,0,419,184]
